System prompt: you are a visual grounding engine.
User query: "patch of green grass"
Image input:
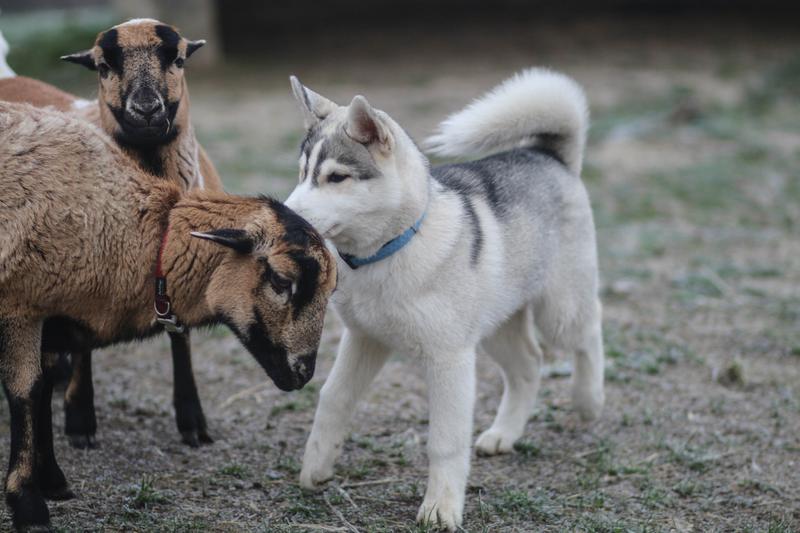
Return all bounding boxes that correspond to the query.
[741,515,798,533]
[128,475,168,510]
[513,440,541,458]
[737,478,782,496]
[575,514,662,533]
[491,489,553,523]
[672,479,701,498]
[219,463,249,479]
[109,397,129,410]
[672,272,724,299]
[640,484,672,509]
[204,324,231,339]
[270,383,319,417]
[159,516,210,532]
[660,440,720,473]
[275,455,301,475]
[339,460,372,480]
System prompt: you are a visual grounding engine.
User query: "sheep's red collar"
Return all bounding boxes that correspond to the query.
[154,223,185,334]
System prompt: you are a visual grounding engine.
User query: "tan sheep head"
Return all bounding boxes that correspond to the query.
[62,18,204,148]
[191,198,337,391]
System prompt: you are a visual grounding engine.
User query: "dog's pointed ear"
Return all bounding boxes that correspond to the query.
[345,95,390,148]
[61,50,96,71]
[185,39,206,58]
[290,75,336,129]
[191,229,254,254]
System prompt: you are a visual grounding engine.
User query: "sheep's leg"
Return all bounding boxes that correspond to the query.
[170,331,211,447]
[0,318,51,530]
[37,353,74,500]
[64,348,98,449]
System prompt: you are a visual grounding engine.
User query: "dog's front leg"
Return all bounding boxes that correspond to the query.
[417,347,476,531]
[300,328,390,488]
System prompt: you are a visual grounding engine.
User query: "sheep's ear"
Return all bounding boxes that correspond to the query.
[345,95,390,147]
[191,229,254,254]
[185,39,206,58]
[61,50,96,71]
[290,75,336,129]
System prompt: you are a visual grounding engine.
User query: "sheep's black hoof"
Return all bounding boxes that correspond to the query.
[180,428,214,448]
[41,485,75,502]
[38,463,74,501]
[176,400,213,447]
[6,487,51,532]
[66,433,97,450]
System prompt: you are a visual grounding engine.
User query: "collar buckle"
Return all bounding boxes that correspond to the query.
[154,224,184,334]
[155,312,185,334]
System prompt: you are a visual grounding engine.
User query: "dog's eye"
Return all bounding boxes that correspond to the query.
[269,272,293,295]
[174,57,185,69]
[328,173,350,184]
[98,62,110,78]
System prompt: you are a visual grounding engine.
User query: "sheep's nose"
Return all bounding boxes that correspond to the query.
[292,352,317,385]
[132,98,160,118]
[127,87,165,125]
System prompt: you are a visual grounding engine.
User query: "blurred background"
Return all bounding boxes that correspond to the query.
[0,1,798,531]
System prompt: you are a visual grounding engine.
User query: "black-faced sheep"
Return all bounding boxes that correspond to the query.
[0,101,337,531]
[0,18,224,448]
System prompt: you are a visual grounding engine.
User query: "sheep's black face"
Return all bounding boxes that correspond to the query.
[62,19,204,147]
[193,198,337,392]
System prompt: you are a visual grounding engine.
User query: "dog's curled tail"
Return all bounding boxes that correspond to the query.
[424,68,588,175]
[0,29,16,79]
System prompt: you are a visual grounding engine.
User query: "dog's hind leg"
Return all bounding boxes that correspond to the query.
[536,293,605,422]
[475,305,542,455]
[569,298,605,421]
[300,329,390,489]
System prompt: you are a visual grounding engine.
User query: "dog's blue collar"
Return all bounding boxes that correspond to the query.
[339,210,427,270]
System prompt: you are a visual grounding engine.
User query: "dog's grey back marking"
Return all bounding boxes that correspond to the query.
[462,196,483,266]
[433,147,564,218]
[433,147,565,268]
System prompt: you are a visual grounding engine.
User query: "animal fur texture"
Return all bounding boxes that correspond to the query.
[0,18,222,448]
[0,101,336,531]
[285,68,604,530]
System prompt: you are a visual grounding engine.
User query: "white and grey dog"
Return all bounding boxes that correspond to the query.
[285,68,605,530]
[0,29,15,78]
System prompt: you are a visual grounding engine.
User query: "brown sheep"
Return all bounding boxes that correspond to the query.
[0,18,223,448]
[0,101,337,531]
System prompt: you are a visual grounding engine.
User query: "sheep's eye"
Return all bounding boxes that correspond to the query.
[98,63,110,78]
[174,57,185,69]
[269,272,292,295]
[328,173,350,184]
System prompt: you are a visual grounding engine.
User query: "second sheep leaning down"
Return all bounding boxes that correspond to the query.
[0,101,337,532]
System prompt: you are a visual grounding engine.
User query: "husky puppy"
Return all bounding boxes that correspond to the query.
[286,69,604,530]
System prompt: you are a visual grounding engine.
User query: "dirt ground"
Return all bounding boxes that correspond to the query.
[1,12,799,533]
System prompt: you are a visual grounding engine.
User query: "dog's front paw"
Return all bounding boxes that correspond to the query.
[299,460,334,490]
[475,428,518,456]
[416,495,462,531]
[573,386,604,422]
